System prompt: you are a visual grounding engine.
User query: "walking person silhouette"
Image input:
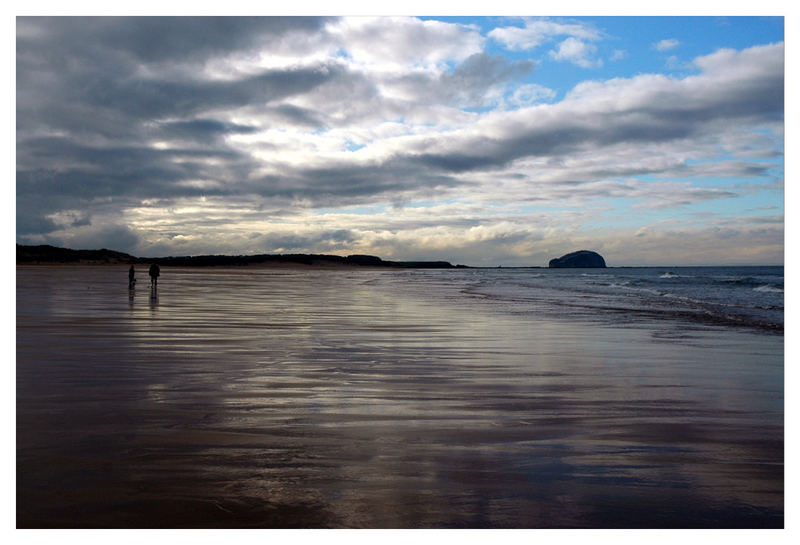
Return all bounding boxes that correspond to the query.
[128,265,136,289]
[149,263,160,289]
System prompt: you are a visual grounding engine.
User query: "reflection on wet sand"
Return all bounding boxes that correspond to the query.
[16,266,783,528]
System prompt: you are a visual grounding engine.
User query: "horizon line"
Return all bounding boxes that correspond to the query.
[15,243,784,269]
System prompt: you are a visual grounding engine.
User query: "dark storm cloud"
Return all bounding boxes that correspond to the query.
[417,123,615,173]
[379,53,535,111]
[16,16,343,235]
[16,132,261,237]
[267,104,328,128]
[159,119,259,142]
[16,17,336,137]
[17,17,329,64]
[16,206,60,236]
[96,66,340,119]
[17,136,255,200]
[17,62,342,130]
[16,16,336,140]
[440,52,535,105]
[243,157,462,206]
[418,77,783,174]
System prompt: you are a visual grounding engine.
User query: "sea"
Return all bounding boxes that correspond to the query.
[16,264,784,528]
[429,265,784,333]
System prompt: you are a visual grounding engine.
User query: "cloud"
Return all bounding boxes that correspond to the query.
[15,17,783,264]
[19,26,782,197]
[549,37,602,68]
[665,55,684,70]
[610,49,628,61]
[502,84,557,108]
[489,18,602,51]
[606,220,783,266]
[438,53,535,106]
[325,17,484,68]
[33,223,142,255]
[409,43,782,174]
[158,119,259,144]
[265,104,329,129]
[16,17,330,66]
[654,38,680,51]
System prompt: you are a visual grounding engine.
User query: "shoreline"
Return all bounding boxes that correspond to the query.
[15,263,784,335]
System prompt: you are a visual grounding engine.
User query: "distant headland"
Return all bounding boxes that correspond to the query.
[16,244,466,269]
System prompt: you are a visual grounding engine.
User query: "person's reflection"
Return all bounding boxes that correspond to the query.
[149,263,160,307]
[128,265,136,308]
[149,286,158,310]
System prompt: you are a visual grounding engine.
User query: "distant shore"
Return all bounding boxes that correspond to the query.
[15,244,466,269]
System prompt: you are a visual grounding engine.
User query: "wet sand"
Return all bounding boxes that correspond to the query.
[16,265,783,528]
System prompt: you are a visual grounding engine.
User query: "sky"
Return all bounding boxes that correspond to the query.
[15,13,785,266]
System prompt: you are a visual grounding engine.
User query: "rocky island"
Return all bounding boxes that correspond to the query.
[548,250,606,268]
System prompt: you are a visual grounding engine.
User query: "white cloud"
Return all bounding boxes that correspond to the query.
[489,18,602,51]
[665,55,684,70]
[502,84,557,108]
[325,17,484,70]
[692,43,784,79]
[562,42,783,116]
[610,49,628,61]
[654,38,680,51]
[549,37,602,68]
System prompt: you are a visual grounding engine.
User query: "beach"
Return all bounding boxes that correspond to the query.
[16,265,783,528]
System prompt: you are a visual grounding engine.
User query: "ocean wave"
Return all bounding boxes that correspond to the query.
[720,276,763,286]
[438,267,783,334]
[754,284,783,293]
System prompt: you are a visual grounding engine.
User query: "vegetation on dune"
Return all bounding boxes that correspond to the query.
[16,244,462,268]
